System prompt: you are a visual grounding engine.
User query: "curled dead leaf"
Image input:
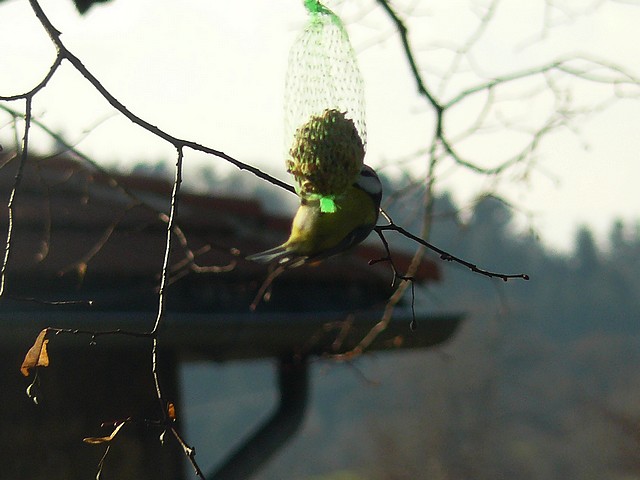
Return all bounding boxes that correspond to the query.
[83,422,125,444]
[21,329,50,377]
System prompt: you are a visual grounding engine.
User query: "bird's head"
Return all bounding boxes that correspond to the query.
[355,165,383,212]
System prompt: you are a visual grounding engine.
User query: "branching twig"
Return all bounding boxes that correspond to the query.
[375,0,442,110]
[23,0,294,196]
[148,146,184,445]
[332,211,528,359]
[170,427,206,480]
[4,0,635,476]
[0,3,211,476]
[0,103,237,282]
[0,56,63,102]
[375,221,529,282]
[59,204,136,280]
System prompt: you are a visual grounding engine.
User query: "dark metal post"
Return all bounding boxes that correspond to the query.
[209,355,309,480]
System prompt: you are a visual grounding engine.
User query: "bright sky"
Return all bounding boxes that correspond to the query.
[1,0,639,253]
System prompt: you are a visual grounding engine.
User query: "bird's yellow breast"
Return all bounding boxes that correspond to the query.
[285,185,376,256]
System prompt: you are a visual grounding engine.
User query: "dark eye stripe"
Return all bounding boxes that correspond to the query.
[360,166,379,184]
[356,169,382,196]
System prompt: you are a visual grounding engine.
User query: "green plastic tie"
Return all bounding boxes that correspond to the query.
[304,0,330,15]
[319,196,337,213]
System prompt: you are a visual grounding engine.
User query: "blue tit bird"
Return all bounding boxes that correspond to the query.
[247,165,382,269]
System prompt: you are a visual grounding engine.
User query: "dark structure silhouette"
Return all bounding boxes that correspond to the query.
[0,155,462,479]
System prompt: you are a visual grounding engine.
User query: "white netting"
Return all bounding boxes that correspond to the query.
[283,3,366,199]
[285,6,366,148]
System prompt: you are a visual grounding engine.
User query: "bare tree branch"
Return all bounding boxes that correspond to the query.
[0,56,63,102]
[0,103,236,280]
[375,221,529,282]
[3,0,636,475]
[375,0,443,110]
[22,0,294,196]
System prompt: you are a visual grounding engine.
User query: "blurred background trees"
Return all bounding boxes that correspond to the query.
[180,170,640,479]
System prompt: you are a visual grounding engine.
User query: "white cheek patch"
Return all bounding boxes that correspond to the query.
[357,174,382,196]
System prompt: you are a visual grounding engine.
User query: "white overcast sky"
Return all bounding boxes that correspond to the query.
[1,0,639,253]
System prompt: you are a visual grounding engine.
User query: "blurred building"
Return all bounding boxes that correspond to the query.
[0,154,461,479]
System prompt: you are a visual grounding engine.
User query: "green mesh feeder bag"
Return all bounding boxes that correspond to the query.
[285,0,366,212]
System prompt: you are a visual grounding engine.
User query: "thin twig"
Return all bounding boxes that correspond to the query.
[0,97,32,297]
[0,104,236,281]
[375,0,442,110]
[375,222,529,281]
[170,427,206,480]
[26,0,294,195]
[59,204,136,278]
[0,56,63,101]
[148,147,184,436]
[151,146,183,335]
[48,326,153,340]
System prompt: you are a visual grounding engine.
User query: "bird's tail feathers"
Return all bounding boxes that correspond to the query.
[246,246,308,268]
[246,245,289,263]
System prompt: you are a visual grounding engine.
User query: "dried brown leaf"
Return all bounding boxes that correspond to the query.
[83,422,125,444]
[20,329,50,377]
[167,402,176,420]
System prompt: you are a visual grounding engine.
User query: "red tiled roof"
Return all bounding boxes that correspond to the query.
[0,154,440,286]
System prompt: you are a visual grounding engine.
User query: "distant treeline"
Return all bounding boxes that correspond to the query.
[418,191,640,340]
[177,162,640,480]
